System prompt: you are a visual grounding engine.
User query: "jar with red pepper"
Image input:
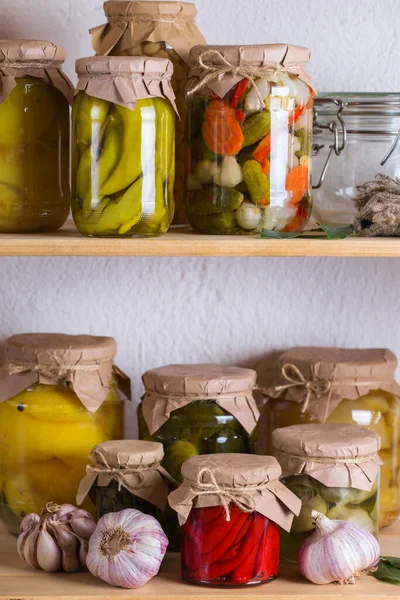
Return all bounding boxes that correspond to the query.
[168,454,301,586]
[185,44,316,236]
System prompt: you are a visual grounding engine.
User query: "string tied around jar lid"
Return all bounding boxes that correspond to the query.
[1,356,112,381]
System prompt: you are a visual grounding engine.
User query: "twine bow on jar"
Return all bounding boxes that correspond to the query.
[1,357,110,381]
[274,363,332,413]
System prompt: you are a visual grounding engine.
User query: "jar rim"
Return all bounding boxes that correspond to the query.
[315,92,400,116]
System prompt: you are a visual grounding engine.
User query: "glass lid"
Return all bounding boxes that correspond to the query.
[315,93,400,117]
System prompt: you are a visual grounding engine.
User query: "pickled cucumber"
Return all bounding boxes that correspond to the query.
[241,112,271,147]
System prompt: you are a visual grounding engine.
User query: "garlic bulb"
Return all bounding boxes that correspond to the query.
[298,511,380,585]
[18,502,96,573]
[87,509,168,589]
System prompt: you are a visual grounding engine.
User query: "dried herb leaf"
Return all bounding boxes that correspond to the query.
[371,557,400,585]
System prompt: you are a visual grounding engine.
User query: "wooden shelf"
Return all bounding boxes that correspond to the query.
[0,222,399,257]
[1,524,399,599]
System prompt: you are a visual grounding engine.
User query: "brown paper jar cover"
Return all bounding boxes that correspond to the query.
[273,423,382,492]
[265,347,400,423]
[168,453,301,530]
[141,363,259,435]
[76,440,173,510]
[188,44,316,100]
[75,55,177,112]
[0,333,130,413]
[0,39,74,104]
[90,1,206,63]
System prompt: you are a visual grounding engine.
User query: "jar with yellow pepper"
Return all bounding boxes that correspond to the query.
[0,334,129,534]
[90,1,206,225]
[262,347,400,529]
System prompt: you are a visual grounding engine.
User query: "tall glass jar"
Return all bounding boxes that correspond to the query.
[72,56,176,237]
[0,40,73,233]
[272,424,381,563]
[168,454,301,586]
[0,334,128,535]
[185,45,315,236]
[312,94,400,229]
[138,364,259,483]
[90,1,206,226]
[263,347,400,529]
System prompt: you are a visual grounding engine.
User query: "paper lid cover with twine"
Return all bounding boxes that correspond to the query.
[0,333,130,413]
[77,440,174,510]
[0,40,74,105]
[75,55,177,112]
[272,423,382,491]
[141,363,259,435]
[90,1,206,64]
[168,453,301,531]
[188,44,316,101]
[265,347,400,423]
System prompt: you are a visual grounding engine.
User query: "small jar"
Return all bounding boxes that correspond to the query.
[272,423,381,563]
[185,45,315,236]
[263,347,400,530]
[0,334,128,534]
[168,454,300,586]
[138,364,259,483]
[72,56,177,237]
[0,40,73,233]
[90,1,206,226]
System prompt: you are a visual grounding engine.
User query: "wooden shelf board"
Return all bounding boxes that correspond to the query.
[1,523,400,600]
[0,222,398,257]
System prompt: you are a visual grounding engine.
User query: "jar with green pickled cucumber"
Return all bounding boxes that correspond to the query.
[0,40,73,233]
[272,423,381,563]
[72,56,177,238]
[185,45,315,236]
[90,1,206,226]
[262,347,400,530]
[0,334,128,535]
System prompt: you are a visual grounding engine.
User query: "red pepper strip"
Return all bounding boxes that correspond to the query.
[200,508,241,554]
[235,109,245,122]
[203,511,249,564]
[253,521,280,581]
[230,78,249,110]
[217,540,242,562]
[253,133,271,164]
[195,506,225,525]
[231,513,266,584]
[292,105,304,124]
[220,514,254,557]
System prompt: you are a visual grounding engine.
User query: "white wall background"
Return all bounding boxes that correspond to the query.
[0,0,399,434]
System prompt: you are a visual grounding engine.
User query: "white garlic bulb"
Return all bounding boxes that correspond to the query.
[17,502,96,573]
[298,511,380,585]
[86,509,168,589]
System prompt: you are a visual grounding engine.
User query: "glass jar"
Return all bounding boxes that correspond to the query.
[263,347,400,529]
[0,334,127,534]
[185,44,315,236]
[72,56,176,238]
[0,40,72,233]
[138,364,259,483]
[312,93,400,228]
[272,424,381,563]
[168,454,300,587]
[90,1,206,226]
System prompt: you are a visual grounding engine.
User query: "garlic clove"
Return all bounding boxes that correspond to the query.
[79,539,89,568]
[52,525,80,573]
[20,513,39,532]
[23,524,41,569]
[69,517,97,540]
[36,529,62,573]
[18,514,40,562]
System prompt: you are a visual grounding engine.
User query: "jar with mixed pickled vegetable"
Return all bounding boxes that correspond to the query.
[168,454,301,586]
[72,56,177,237]
[263,347,400,529]
[90,1,206,226]
[185,45,315,236]
[0,334,128,534]
[0,40,73,233]
[272,423,381,563]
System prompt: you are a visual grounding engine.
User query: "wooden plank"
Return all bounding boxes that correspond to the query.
[0,223,398,257]
[0,524,399,599]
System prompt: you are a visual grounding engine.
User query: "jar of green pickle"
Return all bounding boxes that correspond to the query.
[77,440,178,550]
[0,334,129,535]
[272,423,382,563]
[0,40,73,233]
[72,56,177,237]
[90,1,206,226]
[138,364,260,483]
[262,347,400,529]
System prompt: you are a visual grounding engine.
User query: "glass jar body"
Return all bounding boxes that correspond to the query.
[185,76,313,235]
[281,473,379,563]
[0,382,124,534]
[264,389,400,529]
[72,91,175,238]
[0,77,70,233]
[181,505,280,586]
